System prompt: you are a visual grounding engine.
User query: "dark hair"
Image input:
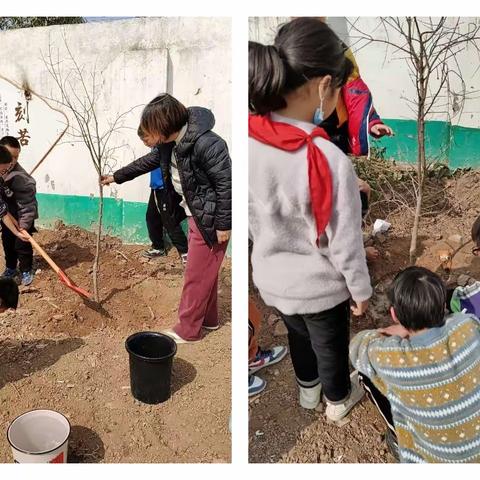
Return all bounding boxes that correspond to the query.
[388,266,446,331]
[0,136,21,150]
[249,17,353,115]
[472,215,480,246]
[137,125,145,139]
[140,94,189,138]
[0,145,12,165]
[0,277,19,309]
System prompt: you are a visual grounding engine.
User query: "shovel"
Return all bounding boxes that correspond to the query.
[25,232,93,300]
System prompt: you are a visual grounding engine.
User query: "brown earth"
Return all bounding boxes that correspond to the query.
[249,170,480,463]
[0,223,231,463]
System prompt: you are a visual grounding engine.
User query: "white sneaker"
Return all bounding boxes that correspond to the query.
[325,371,365,421]
[299,383,322,409]
[162,328,201,344]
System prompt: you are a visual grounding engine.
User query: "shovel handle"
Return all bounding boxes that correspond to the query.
[24,232,61,274]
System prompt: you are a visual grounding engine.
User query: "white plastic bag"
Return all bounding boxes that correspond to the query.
[373,219,391,236]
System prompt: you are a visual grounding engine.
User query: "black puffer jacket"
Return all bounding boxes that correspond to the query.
[114,107,232,247]
[114,146,186,229]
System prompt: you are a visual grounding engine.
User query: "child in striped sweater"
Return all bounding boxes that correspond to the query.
[350,266,480,463]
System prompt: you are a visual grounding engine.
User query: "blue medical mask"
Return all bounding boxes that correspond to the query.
[312,98,324,126]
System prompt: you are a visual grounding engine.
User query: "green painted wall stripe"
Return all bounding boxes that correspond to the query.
[36,193,231,255]
[372,119,480,169]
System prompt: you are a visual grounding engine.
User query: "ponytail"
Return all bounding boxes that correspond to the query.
[249,42,288,115]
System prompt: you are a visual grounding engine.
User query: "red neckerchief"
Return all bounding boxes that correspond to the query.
[249,114,333,245]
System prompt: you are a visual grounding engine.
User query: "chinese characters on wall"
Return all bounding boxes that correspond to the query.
[0,92,31,146]
[0,94,11,137]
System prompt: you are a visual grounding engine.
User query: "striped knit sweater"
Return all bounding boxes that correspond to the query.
[350,312,480,463]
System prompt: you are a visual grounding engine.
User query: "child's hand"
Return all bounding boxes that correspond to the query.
[216,230,231,244]
[100,175,115,186]
[378,324,410,338]
[370,124,394,137]
[351,299,369,316]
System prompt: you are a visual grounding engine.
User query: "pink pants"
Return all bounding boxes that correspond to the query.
[173,218,228,341]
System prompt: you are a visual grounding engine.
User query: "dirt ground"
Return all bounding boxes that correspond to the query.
[249,170,480,464]
[0,223,231,463]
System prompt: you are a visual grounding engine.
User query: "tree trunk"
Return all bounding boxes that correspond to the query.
[409,189,423,264]
[409,83,426,264]
[93,183,104,303]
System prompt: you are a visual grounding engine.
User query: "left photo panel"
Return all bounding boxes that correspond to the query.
[0,16,231,463]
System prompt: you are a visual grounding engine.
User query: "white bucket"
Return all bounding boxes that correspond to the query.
[7,409,70,463]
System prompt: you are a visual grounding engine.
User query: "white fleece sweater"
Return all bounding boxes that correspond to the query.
[249,113,372,315]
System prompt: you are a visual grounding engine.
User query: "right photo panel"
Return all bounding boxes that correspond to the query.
[248,16,480,463]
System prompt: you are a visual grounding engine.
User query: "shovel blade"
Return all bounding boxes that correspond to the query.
[57,270,93,300]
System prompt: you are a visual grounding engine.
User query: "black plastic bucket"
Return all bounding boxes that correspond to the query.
[125,332,177,404]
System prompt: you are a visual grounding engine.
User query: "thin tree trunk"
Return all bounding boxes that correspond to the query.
[93,183,104,303]
[409,83,426,264]
[409,190,423,264]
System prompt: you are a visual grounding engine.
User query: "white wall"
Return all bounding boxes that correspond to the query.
[0,17,232,204]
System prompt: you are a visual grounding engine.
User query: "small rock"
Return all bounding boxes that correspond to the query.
[273,369,280,376]
[66,384,75,388]
[52,314,64,321]
[457,274,470,287]
[448,234,463,245]
[435,234,443,240]
[273,321,288,337]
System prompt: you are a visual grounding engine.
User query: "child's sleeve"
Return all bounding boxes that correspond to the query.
[11,177,36,230]
[324,151,372,303]
[350,329,388,396]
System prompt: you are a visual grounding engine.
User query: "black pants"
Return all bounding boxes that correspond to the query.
[358,372,396,434]
[146,189,188,255]
[280,300,351,402]
[1,223,35,272]
[360,191,369,218]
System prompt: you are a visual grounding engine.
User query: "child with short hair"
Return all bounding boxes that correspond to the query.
[0,139,38,285]
[350,266,480,463]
